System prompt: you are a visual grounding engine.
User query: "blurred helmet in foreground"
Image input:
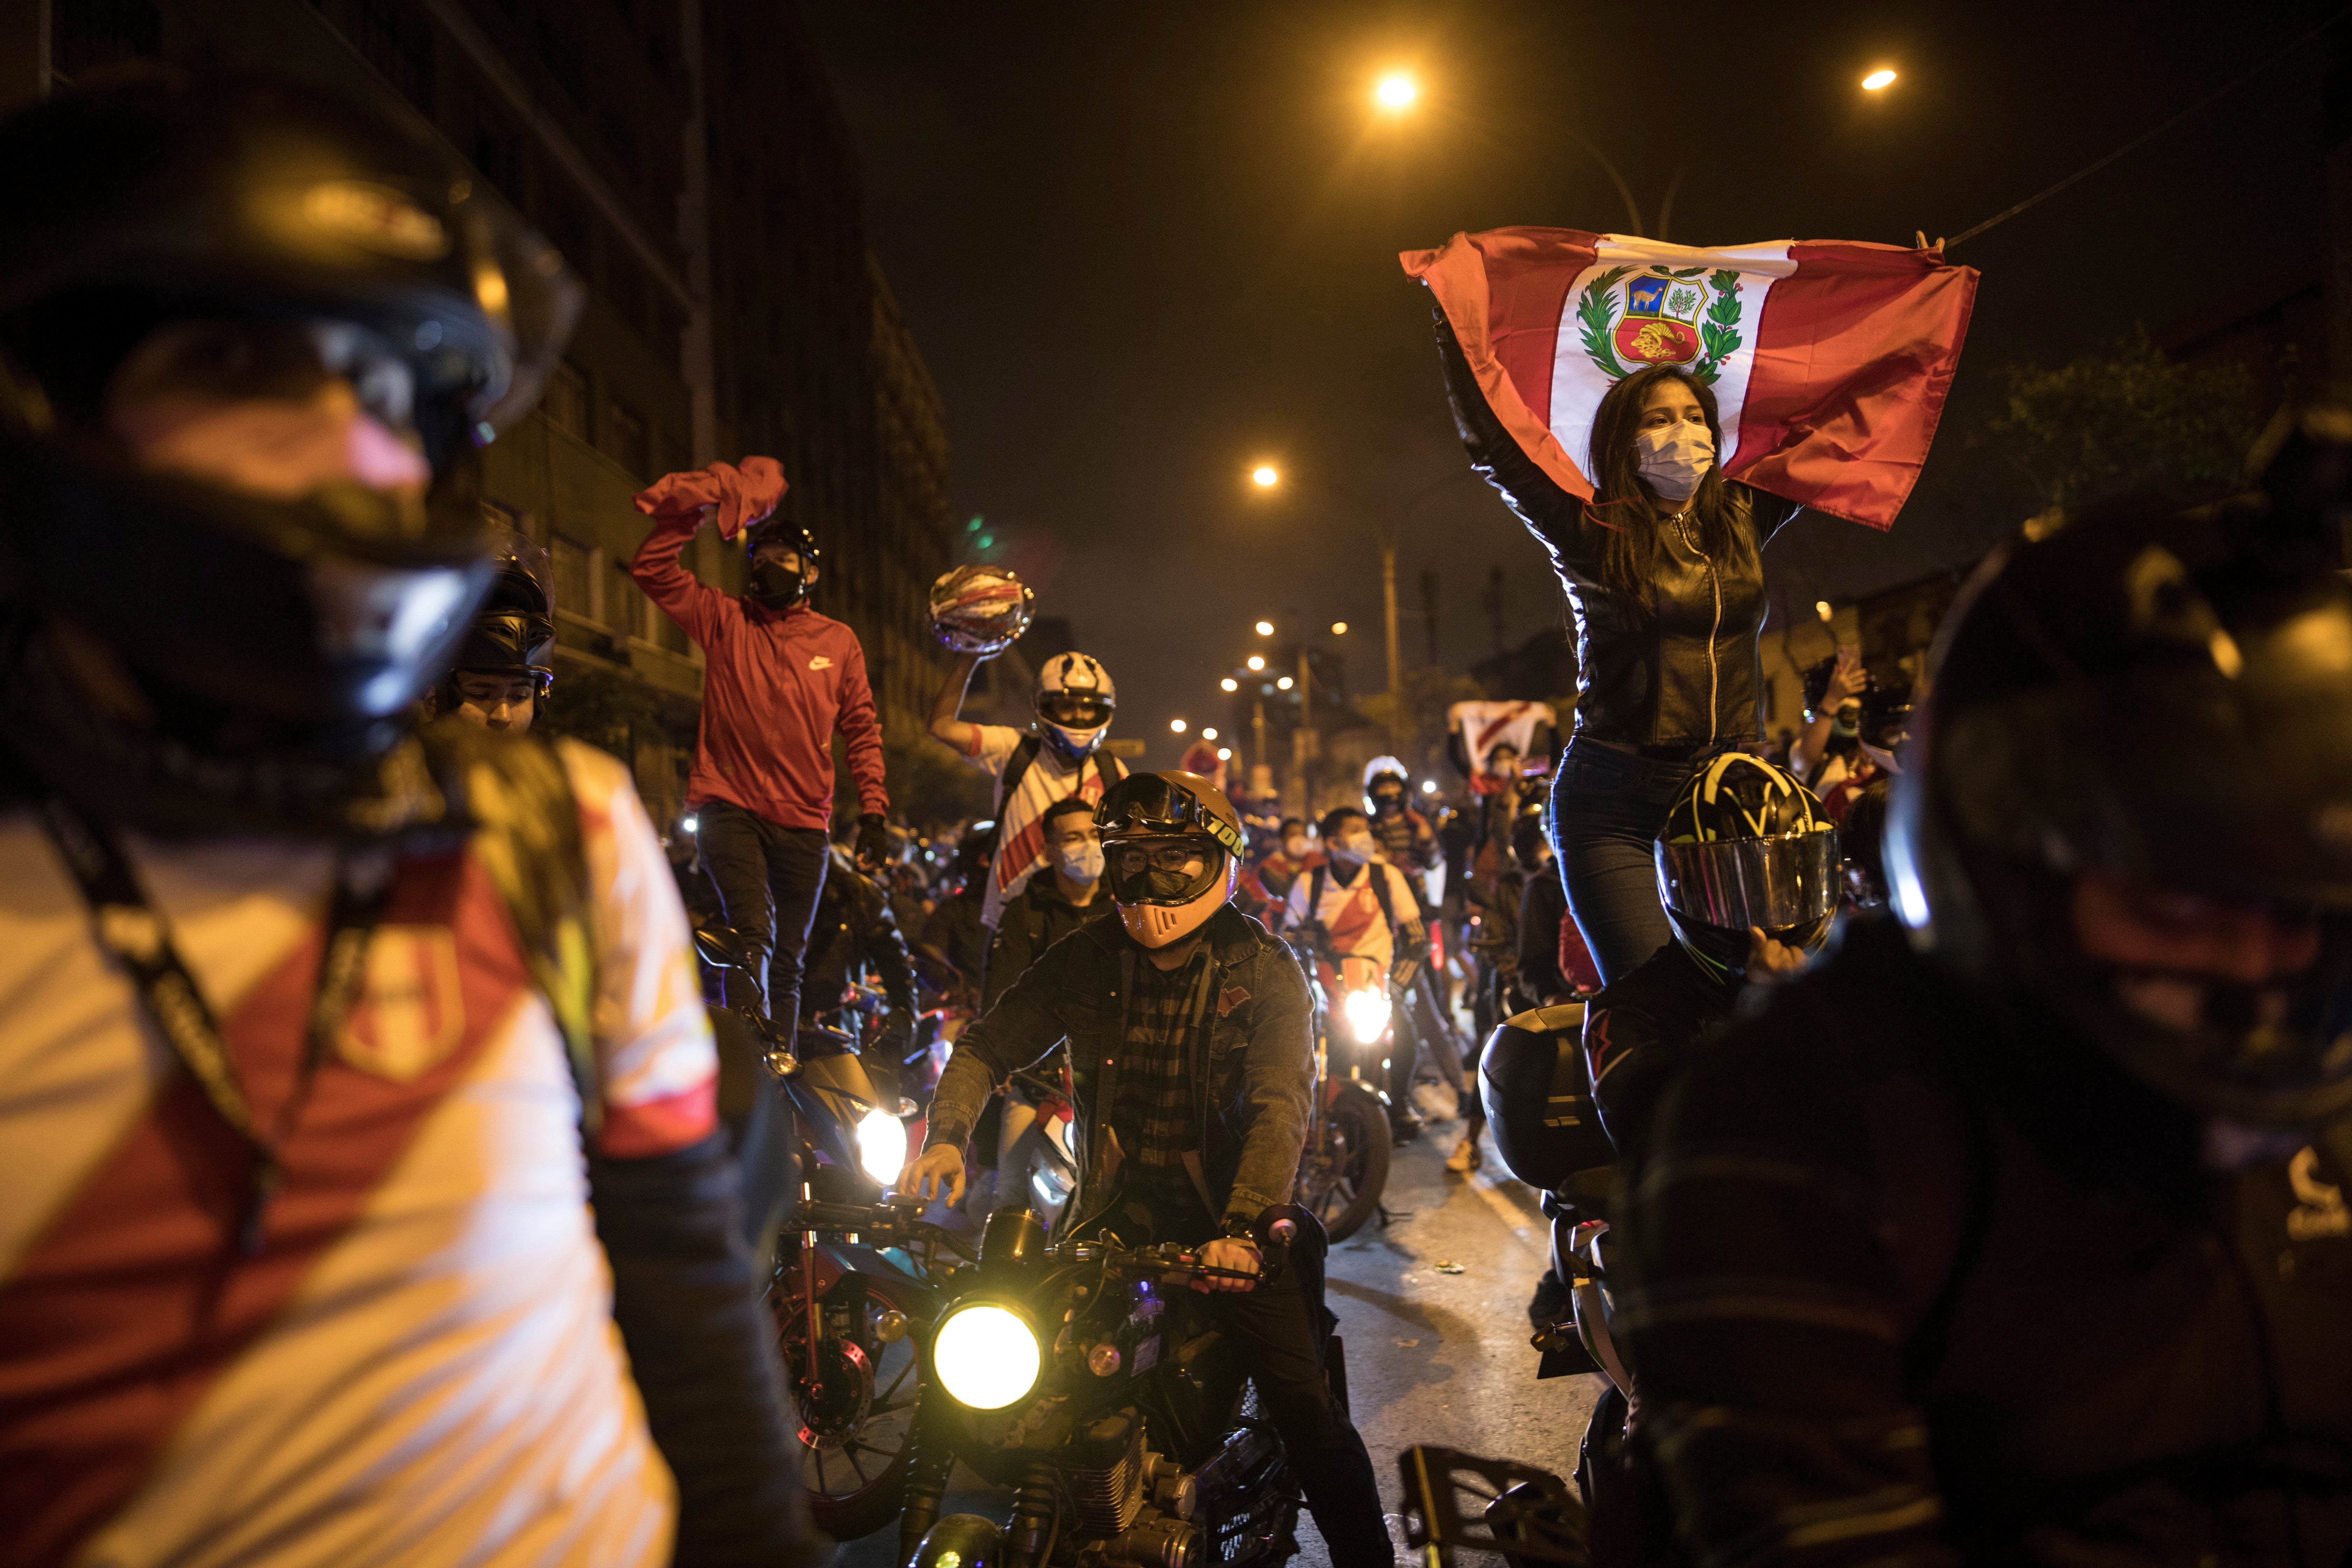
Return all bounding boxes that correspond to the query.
[929,564,1035,656]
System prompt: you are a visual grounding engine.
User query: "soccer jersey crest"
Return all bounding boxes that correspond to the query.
[337,925,467,1082]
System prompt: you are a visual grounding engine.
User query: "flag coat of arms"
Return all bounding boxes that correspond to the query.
[1401,228,1978,530]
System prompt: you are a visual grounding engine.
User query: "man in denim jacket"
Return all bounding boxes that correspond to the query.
[908,771,1389,1562]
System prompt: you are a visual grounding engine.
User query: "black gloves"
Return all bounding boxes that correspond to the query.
[855,812,891,869]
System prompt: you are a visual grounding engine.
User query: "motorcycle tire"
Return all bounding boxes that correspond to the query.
[1298,1087,1390,1242]
[775,1273,926,1540]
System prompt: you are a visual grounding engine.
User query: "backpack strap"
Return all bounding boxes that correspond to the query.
[1309,862,1327,918]
[1365,861,1399,933]
[424,725,599,1135]
[994,734,1044,817]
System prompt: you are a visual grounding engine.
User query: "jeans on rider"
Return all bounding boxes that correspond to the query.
[697,801,830,1054]
[1549,740,1712,986]
[1387,985,1420,1118]
[1113,1199,1391,1563]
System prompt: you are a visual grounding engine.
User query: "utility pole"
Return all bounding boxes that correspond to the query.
[1252,696,1269,803]
[1381,544,1404,753]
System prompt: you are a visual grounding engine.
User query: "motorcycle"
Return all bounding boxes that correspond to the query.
[1290,938,1397,1241]
[1396,1444,1588,1566]
[692,925,948,1540]
[1002,1051,1079,1234]
[900,1205,1323,1567]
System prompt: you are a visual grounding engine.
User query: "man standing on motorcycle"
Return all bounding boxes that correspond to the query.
[906,771,1392,1563]
[1290,805,1433,1144]
[1610,471,2352,1567]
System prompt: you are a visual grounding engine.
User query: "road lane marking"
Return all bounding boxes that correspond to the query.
[1466,1170,1542,1250]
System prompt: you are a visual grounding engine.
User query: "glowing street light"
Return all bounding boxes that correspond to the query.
[1217,747,1232,761]
[1254,620,1274,636]
[1861,68,1896,91]
[1170,718,1188,734]
[1250,464,1280,487]
[1277,676,1294,691]
[1247,654,1266,671]
[1221,676,1240,692]
[1374,73,1416,109]
[1331,621,1348,635]
[1202,727,1219,741]
[1421,780,1438,794]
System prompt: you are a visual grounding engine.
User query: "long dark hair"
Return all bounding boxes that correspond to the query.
[1584,364,1757,610]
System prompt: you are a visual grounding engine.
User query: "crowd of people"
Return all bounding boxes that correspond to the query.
[2,65,2348,1568]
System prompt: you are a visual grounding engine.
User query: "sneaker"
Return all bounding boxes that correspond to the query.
[1444,1135,1478,1174]
[1388,1107,1424,1146]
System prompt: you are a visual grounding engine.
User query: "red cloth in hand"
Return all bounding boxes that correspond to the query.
[632,457,788,541]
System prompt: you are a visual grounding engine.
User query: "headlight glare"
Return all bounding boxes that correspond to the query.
[1342,987,1391,1046]
[856,1107,907,1185]
[932,1303,1043,1409]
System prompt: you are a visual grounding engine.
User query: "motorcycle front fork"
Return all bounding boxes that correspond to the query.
[897,1388,954,1560]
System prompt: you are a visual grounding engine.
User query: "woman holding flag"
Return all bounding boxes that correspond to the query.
[1405,229,1975,982]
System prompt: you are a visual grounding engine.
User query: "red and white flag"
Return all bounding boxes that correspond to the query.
[1400,229,1977,530]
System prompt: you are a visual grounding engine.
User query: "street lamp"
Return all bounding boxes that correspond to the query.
[1247,654,1266,672]
[1202,727,1219,740]
[1170,718,1187,734]
[1861,68,1897,91]
[1255,620,1274,636]
[1331,621,1348,635]
[1221,676,1239,692]
[1277,676,1294,691]
[1250,464,1279,488]
[1374,73,1416,109]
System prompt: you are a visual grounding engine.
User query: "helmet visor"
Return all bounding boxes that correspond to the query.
[1096,773,1246,858]
[1104,835,1226,906]
[1039,692,1112,728]
[1656,833,1839,932]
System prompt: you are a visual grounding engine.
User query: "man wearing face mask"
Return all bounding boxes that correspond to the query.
[903,772,1388,1564]
[1607,468,2352,1568]
[931,648,1128,939]
[1363,755,1440,872]
[1246,817,1319,930]
[983,795,1112,1013]
[632,472,892,1060]
[1289,805,1432,1143]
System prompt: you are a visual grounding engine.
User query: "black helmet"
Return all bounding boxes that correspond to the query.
[1886,478,2352,1126]
[441,531,555,708]
[0,70,581,833]
[1479,1006,1614,1191]
[744,517,818,610]
[1654,753,1839,980]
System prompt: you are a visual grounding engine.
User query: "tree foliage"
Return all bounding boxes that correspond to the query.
[1992,326,2262,511]
[538,664,667,758]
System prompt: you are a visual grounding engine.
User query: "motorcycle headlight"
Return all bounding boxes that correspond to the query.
[931,1303,1042,1409]
[1342,987,1392,1046]
[856,1107,907,1185]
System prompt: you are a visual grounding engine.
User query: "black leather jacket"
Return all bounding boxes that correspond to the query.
[1436,317,1802,748]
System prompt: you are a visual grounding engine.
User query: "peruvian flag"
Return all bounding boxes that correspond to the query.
[1400,229,1977,530]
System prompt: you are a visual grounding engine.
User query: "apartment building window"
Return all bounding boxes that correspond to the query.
[607,400,651,480]
[551,533,592,618]
[544,362,589,442]
[608,560,643,639]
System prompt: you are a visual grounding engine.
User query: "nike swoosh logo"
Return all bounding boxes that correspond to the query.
[809,656,834,670]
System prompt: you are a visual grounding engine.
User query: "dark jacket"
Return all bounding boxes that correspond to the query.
[984,876,1113,1013]
[1436,316,1803,748]
[916,892,989,996]
[1581,938,1740,1158]
[800,848,916,1019]
[925,905,1314,1232]
[1616,916,2352,1568]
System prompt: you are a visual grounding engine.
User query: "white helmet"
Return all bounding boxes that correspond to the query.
[1036,651,1116,765]
[1362,754,1411,814]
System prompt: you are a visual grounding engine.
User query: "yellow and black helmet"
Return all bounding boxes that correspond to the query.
[1654,752,1838,977]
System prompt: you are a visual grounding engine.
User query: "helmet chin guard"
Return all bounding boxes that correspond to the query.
[1040,718,1106,765]
[1119,859,1239,948]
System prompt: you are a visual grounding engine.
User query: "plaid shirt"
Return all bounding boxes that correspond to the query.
[1110,948,1206,1188]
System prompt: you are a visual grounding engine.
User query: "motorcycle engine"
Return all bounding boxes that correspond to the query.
[1092,1422,1293,1568]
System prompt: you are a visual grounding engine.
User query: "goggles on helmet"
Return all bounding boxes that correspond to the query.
[1096,773,1247,858]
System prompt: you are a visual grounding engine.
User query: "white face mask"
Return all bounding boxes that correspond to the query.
[1328,833,1375,866]
[1052,839,1105,885]
[1282,835,1310,860]
[1636,421,1716,504]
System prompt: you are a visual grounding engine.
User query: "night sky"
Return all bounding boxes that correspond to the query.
[810,0,2340,770]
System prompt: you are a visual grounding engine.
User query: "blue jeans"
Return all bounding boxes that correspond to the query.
[1549,741,1709,986]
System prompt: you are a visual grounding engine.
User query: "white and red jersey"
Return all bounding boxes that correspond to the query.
[1285,859,1422,978]
[0,741,713,1568]
[964,723,1116,930]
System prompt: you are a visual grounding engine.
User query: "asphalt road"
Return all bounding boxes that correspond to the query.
[834,1083,1599,1566]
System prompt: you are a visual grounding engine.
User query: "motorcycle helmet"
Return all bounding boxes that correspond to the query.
[1858,678,1913,776]
[1886,477,2352,1126]
[0,70,581,834]
[1096,769,1246,948]
[439,528,555,716]
[1035,651,1115,765]
[743,516,818,610]
[1654,753,1839,981]
[1364,754,1412,816]
[1479,1004,1613,1191]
